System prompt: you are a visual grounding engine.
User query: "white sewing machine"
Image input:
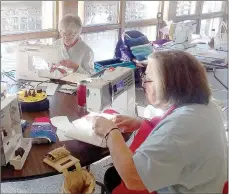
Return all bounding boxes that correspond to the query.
[86,67,136,116]
[1,95,32,169]
[16,43,61,81]
[64,67,136,147]
[164,20,197,50]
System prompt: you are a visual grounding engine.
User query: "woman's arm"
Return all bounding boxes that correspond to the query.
[80,49,94,75]
[59,60,79,72]
[114,115,143,133]
[107,129,146,190]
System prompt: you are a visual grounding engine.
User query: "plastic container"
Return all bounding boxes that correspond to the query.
[9,137,32,170]
[77,81,87,108]
[94,58,136,72]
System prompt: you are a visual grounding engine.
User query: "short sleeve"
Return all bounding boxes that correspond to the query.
[79,49,94,75]
[133,131,183,192]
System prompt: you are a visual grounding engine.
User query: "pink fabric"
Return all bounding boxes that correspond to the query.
[34,117,51,123]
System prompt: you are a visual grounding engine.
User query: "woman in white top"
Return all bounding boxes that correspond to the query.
[53,14,94,75]
[91,50,227,194]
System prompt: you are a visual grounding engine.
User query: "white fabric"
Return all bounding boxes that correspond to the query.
[52,37,94,75]
[131,101,227,193]
[144,105,164,118]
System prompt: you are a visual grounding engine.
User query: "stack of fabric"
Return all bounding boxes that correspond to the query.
[130,43,153,61]
[124,35,153,61]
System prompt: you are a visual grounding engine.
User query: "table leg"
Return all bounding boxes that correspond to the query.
[96,181,106,194]
[213,68,228,90]
[86,165,90,171]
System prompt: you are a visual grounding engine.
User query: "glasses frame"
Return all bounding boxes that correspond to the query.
[141,72,153,84]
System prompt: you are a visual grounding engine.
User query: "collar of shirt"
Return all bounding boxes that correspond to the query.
[64,38,79,50]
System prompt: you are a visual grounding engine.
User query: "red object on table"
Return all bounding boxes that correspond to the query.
[77,80,87,108]
[108,67,115,72]
[103,109,119,114]
[34,117,51,123]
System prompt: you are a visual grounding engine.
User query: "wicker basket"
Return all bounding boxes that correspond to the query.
[62,169,95,194]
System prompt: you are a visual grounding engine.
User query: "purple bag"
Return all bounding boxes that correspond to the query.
[114,30,149,61]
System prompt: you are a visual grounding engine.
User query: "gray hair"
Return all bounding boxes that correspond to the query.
[58,14,82,33]
[147,50,211,107]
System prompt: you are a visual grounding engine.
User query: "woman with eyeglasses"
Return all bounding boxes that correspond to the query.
[52,14,94,75]
[91,50,227,194]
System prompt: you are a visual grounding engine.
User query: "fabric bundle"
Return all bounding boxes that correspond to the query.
[130,43,153,61]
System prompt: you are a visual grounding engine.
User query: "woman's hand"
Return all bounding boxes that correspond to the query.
[90,116,119,137]
[113,115,143,133]
[59,60,79,70]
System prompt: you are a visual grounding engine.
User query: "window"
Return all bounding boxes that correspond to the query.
[202,1,223,13]
[2,1,163,64]
[78,1,119,26]
[1,1,55,35]
[125,1,160,22]
[172,1,227,35]
[1,38,54,71]
[81,30,118,61]
[200,17,222,37]
[78,1,161,61]
[125,26,157,41]
[176,1,196,16]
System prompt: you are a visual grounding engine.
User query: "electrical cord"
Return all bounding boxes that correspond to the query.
[1,70,17,82]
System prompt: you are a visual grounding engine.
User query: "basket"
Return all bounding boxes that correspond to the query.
[62,169,96,194]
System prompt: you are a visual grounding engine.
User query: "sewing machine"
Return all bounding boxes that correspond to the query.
[1,95,32,169]
[16,43,61,81]
[64,67,136,147]
[86,67,136,116]
[164,20,197,50]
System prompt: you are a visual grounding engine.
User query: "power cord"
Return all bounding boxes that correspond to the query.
[1,70,17,82]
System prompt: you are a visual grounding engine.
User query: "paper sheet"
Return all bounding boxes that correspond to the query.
[61,72,89,84]
[57,84,77,95]
[56,129,74,141]
[60,84,77,90]
[65,112,116,148]
[51,116,76,141]
[50,116,73,132]
[186,47,227,60]
[50,113,117,146]
[30,82,58,96]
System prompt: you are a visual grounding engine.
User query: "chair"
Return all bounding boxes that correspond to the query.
[97,181,229,194]
[114,30,148,87]
[96,181,109,194]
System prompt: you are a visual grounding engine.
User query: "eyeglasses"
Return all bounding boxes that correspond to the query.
[141,72,153,83]
[60,31,78,39]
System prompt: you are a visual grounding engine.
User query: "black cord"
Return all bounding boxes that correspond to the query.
[101,128,119,147]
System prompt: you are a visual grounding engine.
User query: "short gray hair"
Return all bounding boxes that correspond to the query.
[58,14,82,33]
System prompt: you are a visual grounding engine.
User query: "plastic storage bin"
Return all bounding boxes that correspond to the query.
[94,58,136,72]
